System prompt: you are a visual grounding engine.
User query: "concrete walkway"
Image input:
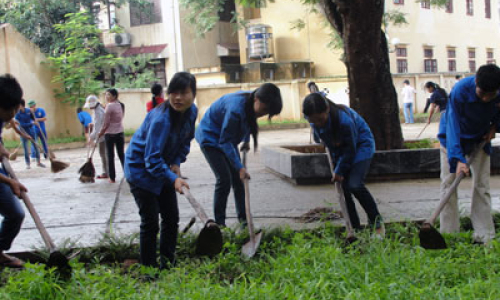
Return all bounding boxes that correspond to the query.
[8,123,500,253]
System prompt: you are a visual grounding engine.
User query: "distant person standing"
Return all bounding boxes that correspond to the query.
[84,95,108,179]
[401,80,416,124]
[424,82,448,124]
[146,83,165,113]
[28,100,48,160]
[99,88,125,183]
[15,100,44,169]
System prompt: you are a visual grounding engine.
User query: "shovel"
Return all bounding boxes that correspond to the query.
[419,140,487,249]
[181,187,223,256]
[241,150,263,258]
[324,145,357,243]
[1,157,71,275]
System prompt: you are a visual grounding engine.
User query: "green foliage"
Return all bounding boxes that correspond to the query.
[113,54,161,89]
[404,138,434,149]
[2,221,500,299]
[383,10,408,29]
[47,12,119,106]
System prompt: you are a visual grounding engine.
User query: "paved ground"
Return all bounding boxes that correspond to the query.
[7,122,500,253]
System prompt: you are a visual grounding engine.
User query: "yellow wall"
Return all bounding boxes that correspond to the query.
[386,1,500,74]
[0,24,82,141]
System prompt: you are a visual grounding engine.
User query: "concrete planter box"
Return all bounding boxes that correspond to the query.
[262,144,500,184]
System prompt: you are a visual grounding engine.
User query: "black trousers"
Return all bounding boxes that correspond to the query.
[105,132,125,181]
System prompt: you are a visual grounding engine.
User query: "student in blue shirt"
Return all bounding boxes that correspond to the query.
[196,83,282,227]
[77,107,92,141]
[124,72,197,269]
[424,82,448,125]
[303,93,384,237]
[15,100,44,169]
[28,100,48,160]
[0,75,27,268]
[438,64,500,244]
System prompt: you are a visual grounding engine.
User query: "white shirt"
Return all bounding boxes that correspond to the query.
[401,85,416,104]
[90,104,105,143]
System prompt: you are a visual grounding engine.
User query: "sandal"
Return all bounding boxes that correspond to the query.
[97,174,109,179]
[0,254,24,268]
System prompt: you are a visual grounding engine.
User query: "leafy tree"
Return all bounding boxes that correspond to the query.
[180,0,450,149]
[47,12,118,106]
[114,54,160,89]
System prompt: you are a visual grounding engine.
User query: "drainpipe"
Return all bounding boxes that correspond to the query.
[2,26,10,74]
[172,0,184,71]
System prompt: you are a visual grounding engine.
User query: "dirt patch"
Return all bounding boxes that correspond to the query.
[295,207,342,223]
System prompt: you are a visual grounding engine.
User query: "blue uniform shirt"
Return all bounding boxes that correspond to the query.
[77,111,92,128]
[124,104,198,196]
[429,89,447,112]
[15,108,34,129]
[438,76,500,172]
[195,91,251,170]
[311,107,375,177]
[33,108,47,134]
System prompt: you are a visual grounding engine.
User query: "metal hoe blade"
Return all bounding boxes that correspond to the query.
[242,231,263,258]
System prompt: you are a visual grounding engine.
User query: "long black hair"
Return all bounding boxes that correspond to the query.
[150,83,163,109]
[244,83,282,150]
[424,81,448,98]
[302,93,348,145]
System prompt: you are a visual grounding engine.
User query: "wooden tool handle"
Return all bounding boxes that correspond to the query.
[416,123,430,139]
[242,150,257,242]
[324,144,355,237]
[1,157,56,250]
[426,140,488,225]
[89,139,99,159]
[16,125,47,156]
[29,111,52,158]
[182,187,209,224]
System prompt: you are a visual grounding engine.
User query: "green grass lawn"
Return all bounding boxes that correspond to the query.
[1,216,500,299]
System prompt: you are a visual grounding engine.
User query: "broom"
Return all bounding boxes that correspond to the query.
[78,140,98,183]
[17,125,69,173]
[9,142,22,161]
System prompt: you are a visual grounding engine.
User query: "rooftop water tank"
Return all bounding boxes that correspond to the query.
[246,24,274,60]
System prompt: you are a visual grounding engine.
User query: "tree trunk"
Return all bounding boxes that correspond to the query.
[320,0,404,150]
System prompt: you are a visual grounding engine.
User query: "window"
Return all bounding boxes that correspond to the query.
[394,0,404,4]
[396,47,407,57]
[130,0,162,26]
[466,0,473,15]
[468,49,476,59]
[447,49,456,58]
[421,0,430,9]
[219,0,236,22]
[487,50,495,64]
[424,59,438,73]
[424,48,433,58]
[397,59,408,73]
[469,60,476,72]
[485,0,491,18]
[446,0,453,13]
[448,60,457,72]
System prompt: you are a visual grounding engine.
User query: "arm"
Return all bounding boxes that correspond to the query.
[445,94,466,173]
[99,106,111,137]
[172,122,195,167]
[427,103,436,124]
[36,109,47,122]
[9,120,31,140]
[219,110,245,171]
[334,122,358,178]
[0,173,27,197]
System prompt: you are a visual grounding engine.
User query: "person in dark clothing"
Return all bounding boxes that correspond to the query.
[424,81,448,124]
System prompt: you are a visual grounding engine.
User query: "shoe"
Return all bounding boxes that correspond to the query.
[97,174,109,179]
[26,165,31,170]
[109,179,116,183]
[373,224,386,240]
[37,163,46,168]
[0,253,24,268]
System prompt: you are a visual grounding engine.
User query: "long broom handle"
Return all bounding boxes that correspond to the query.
[182,187,209,224]
[242,150,257,243]
[416,123,430,139]
[426,140,488,225]
[324,145,355,237]
[16,125,47,156]
[1,157,56,251]
[30,112,53,158]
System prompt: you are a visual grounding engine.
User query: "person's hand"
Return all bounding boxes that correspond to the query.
[0,148,10,159]
[174,178,189,194]
[456,161,470,176]
[8,179,27,198]
[170,164,181,177]
[483,126,496,142]
[426,118,431,125]
[240,142,250,152]
[22,133,32,140]
[331,173,344,183]
[239,168,250,181]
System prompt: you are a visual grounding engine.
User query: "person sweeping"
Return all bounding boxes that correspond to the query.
[124,72,197,270]
[302,93,385,238]
[195,83,282,228]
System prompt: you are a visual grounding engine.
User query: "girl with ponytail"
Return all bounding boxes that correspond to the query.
[303,93,384,237]
[195,83,282,227]
[147,83,165,112]
[424,81,448,124]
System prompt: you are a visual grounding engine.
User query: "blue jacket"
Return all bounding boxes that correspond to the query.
[438,76,500,172]
[77,111,92,128]
[33,108,47,134]
[124,104,198,195]
[15,108,34,129]
[312,107,375,177]
[195,92,251,170]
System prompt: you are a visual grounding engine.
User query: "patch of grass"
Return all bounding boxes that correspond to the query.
[404,138,434,149]
[258,118,309,128]
[3,215,500,299]
[124,129,135,137]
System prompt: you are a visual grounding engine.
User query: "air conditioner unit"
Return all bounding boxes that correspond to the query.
[114,33,131,47]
